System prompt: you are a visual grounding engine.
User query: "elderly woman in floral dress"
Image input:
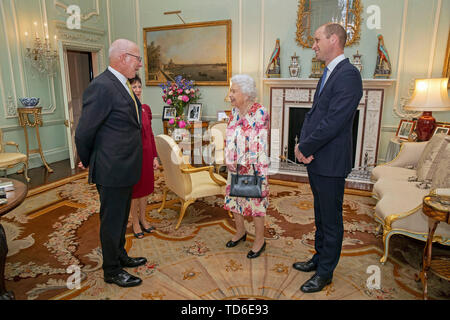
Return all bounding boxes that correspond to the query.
[224,74,270,259]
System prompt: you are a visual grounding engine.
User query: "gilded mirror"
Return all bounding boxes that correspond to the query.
[296,0,362,48]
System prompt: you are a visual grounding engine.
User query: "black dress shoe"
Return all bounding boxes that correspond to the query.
[226,233,247,247]
[293,259,317,272]
[246,241,266,259]
[300,273,332,293]
[120,256,147,268]
[104,270,142,287]
[140,222,155,233]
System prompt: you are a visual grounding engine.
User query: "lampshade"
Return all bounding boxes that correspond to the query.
[404,78,450,111]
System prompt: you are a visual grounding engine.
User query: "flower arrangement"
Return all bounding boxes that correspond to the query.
[160,75,201,117]
[168,116,188,129]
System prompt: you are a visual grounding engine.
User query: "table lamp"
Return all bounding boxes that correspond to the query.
[404,78,450,141]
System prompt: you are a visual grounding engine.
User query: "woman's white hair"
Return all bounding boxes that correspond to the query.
[231,74,257,102]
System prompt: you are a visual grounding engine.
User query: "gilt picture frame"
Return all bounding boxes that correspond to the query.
[143,20,232,86]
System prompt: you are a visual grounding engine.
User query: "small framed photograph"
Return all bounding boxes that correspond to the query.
[396,119,416,140]
[187,103,202,121]
[162,106,176,120]
[432,124,450,136]
[217,111,229,122]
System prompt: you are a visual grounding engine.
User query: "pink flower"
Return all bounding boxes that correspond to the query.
[166,98,172,105]
[168,118,175,125]
[185,90,190,94]
[168,91,173,95]
[177,89,183,94]
[178,120,186,128]
[182,95,189,102]
[178,96,183,101]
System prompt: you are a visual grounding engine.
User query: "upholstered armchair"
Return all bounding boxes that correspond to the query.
[209,121,227,173]
[371,134,450,263]
[155,134,231,229]
[0,129,30,182]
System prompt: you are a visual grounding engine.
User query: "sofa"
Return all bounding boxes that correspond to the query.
[371,133,450,264]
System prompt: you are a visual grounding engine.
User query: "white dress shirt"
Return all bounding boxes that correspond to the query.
[108,66,131,95]
[322,54,346,86]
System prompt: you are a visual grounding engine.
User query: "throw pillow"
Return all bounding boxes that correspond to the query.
[431,142,450,189]
[416,134,449,181]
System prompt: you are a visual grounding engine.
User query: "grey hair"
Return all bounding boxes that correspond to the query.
[108,39,134,59]
[231,74,257,102]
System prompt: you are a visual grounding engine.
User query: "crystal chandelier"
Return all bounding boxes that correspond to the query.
[24,22,59,76]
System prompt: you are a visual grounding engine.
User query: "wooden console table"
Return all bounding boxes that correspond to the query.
[17,107,53,173]
[163,120,210,165]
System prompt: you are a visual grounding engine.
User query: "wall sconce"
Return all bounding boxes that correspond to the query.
[24,21,59,75]
[404,78,450,141]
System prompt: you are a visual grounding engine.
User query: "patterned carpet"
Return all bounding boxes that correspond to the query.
[2,171,449,300]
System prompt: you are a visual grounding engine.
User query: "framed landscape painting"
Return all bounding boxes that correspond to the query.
[143,20,231,86]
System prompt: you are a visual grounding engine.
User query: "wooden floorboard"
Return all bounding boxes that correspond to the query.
[6,159,84,190]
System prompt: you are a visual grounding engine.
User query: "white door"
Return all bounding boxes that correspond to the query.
[59,43,99,169]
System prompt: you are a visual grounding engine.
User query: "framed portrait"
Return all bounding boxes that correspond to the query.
[162,106,176,120]
[217,111,229,122]
[396,119,416,140]
[187,103,202,121]
[433,124,450,137]
[143,20,232,86]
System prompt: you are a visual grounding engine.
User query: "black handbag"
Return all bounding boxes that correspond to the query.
[229,164,263,198]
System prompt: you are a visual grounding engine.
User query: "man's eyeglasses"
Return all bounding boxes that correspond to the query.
[126,53,142,62]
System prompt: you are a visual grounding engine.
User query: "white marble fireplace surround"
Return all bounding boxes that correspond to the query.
[264,78,395,178]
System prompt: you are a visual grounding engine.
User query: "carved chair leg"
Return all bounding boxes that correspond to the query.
[227,210,233,219]
[23,162,30,182]
[380,229,392,264]
[158,188,168,213]
[175,199,195,230]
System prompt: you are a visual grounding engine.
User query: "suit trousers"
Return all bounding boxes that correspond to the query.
[307,171,345,278]
[96,184,133,277]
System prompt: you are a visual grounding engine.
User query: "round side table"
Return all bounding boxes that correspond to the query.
[417,193,450,300]
[0,178,28,300]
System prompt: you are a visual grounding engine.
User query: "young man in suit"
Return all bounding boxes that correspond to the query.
[75,39,147,287]
[293,23,363,293]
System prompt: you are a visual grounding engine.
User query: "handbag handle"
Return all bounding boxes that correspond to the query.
[234,164,258,185]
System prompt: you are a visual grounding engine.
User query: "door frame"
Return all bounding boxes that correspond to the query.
[58,40,105,169]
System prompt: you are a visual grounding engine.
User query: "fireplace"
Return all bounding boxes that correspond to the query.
[286,106,361,168]
[264,78,395,185]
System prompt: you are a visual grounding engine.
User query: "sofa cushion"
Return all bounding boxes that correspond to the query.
[431,142,450,189]
[373,178,427,203]
[416,134,449,181]
[375,195,450,236]
[371,166,416,182]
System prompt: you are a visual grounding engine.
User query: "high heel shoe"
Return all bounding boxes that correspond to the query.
[226,233,247,248]
[247,241,266,259]
[140,221,155,233]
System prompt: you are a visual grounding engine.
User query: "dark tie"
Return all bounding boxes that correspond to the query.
[319,67,328,94]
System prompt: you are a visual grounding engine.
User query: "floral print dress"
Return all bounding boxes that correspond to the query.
[224,103,270,217]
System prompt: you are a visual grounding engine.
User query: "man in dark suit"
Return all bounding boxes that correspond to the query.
[75,39,147,287]
[293,23,363,293]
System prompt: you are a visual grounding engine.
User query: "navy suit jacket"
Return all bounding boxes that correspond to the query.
[298,58,362,178]
[75,68,143,187]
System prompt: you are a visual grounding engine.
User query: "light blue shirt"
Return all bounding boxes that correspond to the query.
[108,66,131,95]
[322,54,346,86]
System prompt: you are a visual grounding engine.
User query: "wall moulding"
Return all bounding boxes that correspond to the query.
[54,0,100,22]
